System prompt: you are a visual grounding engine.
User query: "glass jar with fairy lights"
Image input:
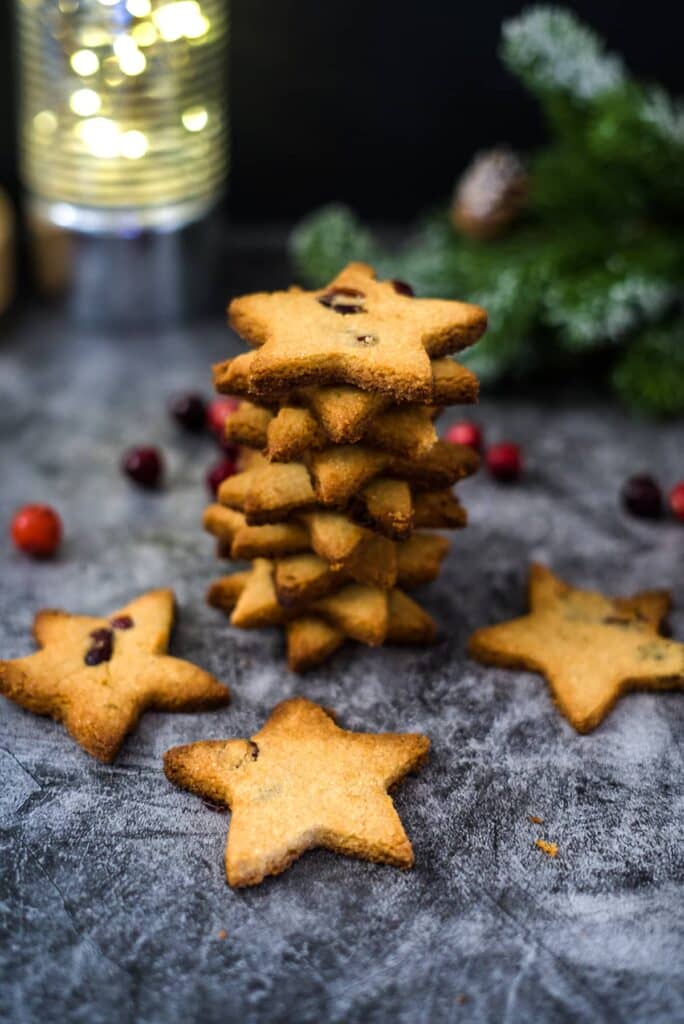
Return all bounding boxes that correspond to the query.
[17,0,228,231]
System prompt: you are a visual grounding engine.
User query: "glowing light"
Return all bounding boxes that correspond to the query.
[79,117,120,158]
[102,56,125,87]
[97,0,120,7]
[70,88,102,117]
[113,37,147,76]
[182,105,208,132]
[120,49,146,75]
[33,110,58,136]
[154,2,209,42]
[132,22,158,47]
[119,129,149,159]
[184,11,210,39]
[70,49,100,77]
[126,0,152,15]
[80,27,111,48]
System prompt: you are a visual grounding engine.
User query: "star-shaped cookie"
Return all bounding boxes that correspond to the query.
[468,564,684,732]
[0,590,230,761]
[228,263,487,401]
[163,697,429,886]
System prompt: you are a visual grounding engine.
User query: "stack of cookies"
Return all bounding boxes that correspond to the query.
[203,262,487,670]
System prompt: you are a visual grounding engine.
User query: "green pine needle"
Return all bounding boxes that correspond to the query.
[288,6,684,415]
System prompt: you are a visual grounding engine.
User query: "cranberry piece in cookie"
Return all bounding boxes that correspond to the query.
[317,287,367,315]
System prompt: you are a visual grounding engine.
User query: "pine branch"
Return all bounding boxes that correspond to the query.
[612,324,684,416]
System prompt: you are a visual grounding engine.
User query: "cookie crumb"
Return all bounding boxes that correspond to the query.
[528,814,543,824]
[217,929,227,940]
[535,838,558,858]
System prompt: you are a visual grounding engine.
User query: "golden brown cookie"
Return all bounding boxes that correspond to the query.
[213,352,478,429]
[274,532,449,610]
[228,263,486,401]
[204,504,398,588]
[355,478,414,540]
[218,441,477,523]
[224,401,274,450]
[413,490,468,529]
[395,533,450,587]
[302,512,398,588]
[386,590,438,646]
[297,358,477,442]
[209,559,389,646]
[163,697,430,886]
[286,617,345,671]
[266,405,327,461]
[228,399,440,463]
[468,563,684,732]
[274,553,343,608]
[0,590,229,762]
[218,461,317,523]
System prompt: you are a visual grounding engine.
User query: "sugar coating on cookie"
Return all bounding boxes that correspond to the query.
[163,697,430,886]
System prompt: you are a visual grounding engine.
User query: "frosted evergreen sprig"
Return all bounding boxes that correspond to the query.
[500,6,624,101]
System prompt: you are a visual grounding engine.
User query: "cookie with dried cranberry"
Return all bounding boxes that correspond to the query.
[227,262,486,402]
[0,590,230,762]
[469,564,684,732]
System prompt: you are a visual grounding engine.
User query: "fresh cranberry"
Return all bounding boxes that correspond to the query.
[486,442,522,482]
[206,397,239,440]
[207,457,237,497]
[170,392,207,433]
[668,481,684,522]
[445,421,483,453]
[391,279,414,297]
[621,475,662,519]
[122,446,164,489]
[10,505,63,558]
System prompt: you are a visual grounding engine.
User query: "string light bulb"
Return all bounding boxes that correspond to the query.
[19,0,228,230]
[70,88,102,116]
[70,49,100,76]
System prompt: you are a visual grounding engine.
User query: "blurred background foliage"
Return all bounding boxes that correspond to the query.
[291,7,683,416]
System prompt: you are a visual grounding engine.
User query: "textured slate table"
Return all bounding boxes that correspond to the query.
[1,249,683,1023]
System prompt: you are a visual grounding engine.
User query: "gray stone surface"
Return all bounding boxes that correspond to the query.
[1,264,683,1023]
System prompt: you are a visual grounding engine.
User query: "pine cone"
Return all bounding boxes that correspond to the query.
[451,147,528,241]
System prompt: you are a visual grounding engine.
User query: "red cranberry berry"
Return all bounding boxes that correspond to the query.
[122,446,164,489]
[486,442,523,482]
[668,481,684,522]
[10,504,63,559]
[111,615,134,630]
[170,392,207,433]
[84,627,114,666]
[206,397,239,441]
[391,279,414,297]
[445,421,484,453]
[621,474,663,519]
[207,457,237,497]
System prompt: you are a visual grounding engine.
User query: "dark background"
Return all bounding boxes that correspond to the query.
[0,0,682,221]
